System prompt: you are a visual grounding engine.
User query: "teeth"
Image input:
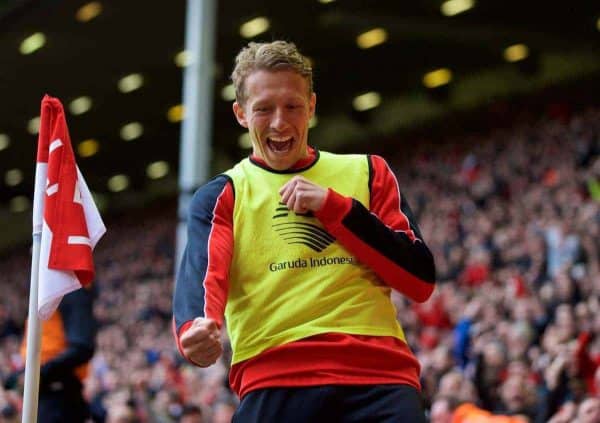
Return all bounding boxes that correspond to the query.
[267,137,293,152]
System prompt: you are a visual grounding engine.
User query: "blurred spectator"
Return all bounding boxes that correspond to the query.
[576,396,600,423]
[17,287,96,423]
[429,396,457,423]
[180,404,204,423]
[212,398,236,423]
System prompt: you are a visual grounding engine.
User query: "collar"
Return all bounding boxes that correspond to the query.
[249,146,319,173]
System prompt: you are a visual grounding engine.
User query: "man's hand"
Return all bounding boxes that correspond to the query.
[279,176,327,214]
[180,318,223,367]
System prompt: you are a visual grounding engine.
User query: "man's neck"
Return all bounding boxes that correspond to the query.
[250,146,316,170]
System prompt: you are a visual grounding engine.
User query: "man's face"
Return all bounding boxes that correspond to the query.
[233,69,316,171]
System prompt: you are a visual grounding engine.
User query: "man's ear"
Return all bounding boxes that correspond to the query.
[309,93,316,119]
[233,102,248,128]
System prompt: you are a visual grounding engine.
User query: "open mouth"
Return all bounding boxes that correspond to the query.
[267,137,294,153]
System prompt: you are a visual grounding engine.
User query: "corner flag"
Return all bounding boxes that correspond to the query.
[32,95,105,320]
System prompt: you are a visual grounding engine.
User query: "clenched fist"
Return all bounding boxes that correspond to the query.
[180,317,223,367]
[279,175,327,214]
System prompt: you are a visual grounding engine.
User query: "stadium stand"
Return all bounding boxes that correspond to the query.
[0,104,599,422]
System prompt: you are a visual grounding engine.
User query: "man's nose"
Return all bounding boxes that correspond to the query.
[270,108,289,131]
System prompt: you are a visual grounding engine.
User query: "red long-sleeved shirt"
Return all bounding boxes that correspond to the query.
[173,148,436,398]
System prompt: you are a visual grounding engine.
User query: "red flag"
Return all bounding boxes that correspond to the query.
[32,95,105,320]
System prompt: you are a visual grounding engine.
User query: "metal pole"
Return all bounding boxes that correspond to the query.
[175,0,217,273]
[21,233,42,423]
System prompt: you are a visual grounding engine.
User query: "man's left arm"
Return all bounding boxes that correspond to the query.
[315,155,435,302]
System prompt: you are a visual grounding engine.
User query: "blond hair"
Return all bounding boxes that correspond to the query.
[231,40,313,105]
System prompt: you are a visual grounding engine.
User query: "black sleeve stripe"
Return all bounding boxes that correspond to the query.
[399,194,424,241]
[367,154,374,200]
[342,199,436,284]
[173,175,230,332]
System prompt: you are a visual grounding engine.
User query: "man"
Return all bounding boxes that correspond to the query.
[173,40,436,421]
[20,287,96,422]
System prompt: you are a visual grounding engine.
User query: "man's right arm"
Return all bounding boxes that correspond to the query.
[172,175,234,366]
[40,288,96,384]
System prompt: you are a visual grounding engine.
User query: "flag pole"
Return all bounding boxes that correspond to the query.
[20,95,106,421]
[22,232,42,423]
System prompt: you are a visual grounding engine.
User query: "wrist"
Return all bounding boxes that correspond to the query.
[314,188,352,226]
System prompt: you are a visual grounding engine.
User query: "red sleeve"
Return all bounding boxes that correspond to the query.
[203,182,234,327]
[315,155,435,302]
[370,155,420,240]
[575,331,599,391]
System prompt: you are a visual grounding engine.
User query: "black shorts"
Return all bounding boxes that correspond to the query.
[232,384,426,423]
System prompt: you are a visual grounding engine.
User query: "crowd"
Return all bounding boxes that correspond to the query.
[0,104,598,422]
[399,105,600,422]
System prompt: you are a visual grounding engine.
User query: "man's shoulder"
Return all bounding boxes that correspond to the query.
[319,150,368,162]
[191,175,233,207]
[317,151,370,172]
[196,173,232,191]
[221,157,253,178]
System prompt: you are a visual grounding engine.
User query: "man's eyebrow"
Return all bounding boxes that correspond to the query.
[252,99,270,107]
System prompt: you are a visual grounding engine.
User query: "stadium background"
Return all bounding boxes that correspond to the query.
[0,0,599,421]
